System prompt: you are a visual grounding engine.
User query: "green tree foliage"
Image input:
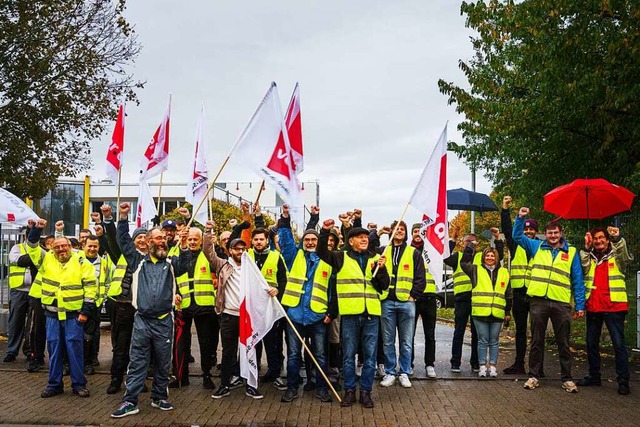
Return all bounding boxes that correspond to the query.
[162,202,274,235]
[439,1,640,209]
[0,0,142,198]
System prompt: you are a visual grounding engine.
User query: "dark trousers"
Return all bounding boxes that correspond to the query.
[174,310,218,378]
[219,313,240,387]
[511,289,530,366]
[27,296,46,363]
[259,319,284,375]
[6,289,30,357]
[528,297,573,381]
[110,302,136,381]
[82,305,99,367]
[451,297,478,368]
[586,311,630,381]
[413,296,437,367]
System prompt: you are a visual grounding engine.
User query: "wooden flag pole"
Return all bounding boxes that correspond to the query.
[156,172,164,214]
[253,180,266,207]
[372,202,410,277]
[116,167,123,209]
[187,155,231,229]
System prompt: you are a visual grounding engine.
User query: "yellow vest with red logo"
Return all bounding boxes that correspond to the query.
[336,254,382,316]
[527,245,576,304]
[584,257,627,303]
[248,249,283,287]
[381,245,414,301]
[176,252,216,309]
[281,250,332,313]
[472,267,510,319]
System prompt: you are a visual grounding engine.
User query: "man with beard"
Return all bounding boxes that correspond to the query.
[111,203,189,418]
[26,219,97,398]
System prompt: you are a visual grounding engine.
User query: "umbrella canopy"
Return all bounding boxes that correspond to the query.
[447,188,498,212]
[543,178,635,220]
[0,187,40,224]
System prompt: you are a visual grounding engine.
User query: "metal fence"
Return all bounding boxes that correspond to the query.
[0,224,25,333]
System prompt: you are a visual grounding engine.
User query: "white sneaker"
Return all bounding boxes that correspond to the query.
[489,366,498,378]
[426,366,437,378]
[380,374,396,387]
[478,366,487,378]
[376,364,386,378]
[398,373,412,388]
[523,377,539,390]
[562,380,578,393]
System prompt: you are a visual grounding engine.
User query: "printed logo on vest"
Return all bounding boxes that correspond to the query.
[561,252,569,261]
[322,270,328,278]
[403,264,410,271]
[501,281,505,288]
[609,261,615,269]
[200,266,207,273]
[266,268,273,276]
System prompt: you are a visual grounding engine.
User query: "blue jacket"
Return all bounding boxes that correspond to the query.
[513,216,585,311]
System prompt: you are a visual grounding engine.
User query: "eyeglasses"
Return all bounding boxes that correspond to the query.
[53,244,70,250]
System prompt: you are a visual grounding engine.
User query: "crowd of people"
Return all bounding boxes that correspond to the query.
[3,195,633,418]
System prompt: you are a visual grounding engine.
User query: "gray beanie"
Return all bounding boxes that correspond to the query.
[302,229,319,239]
[132,227,147,240]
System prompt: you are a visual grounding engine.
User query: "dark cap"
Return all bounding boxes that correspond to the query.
[347,227,369,239]
[412,223,422,231]
[228,238,247,248]
[302,229,319,239]
[161,220,177,230]
[524,219,539,232]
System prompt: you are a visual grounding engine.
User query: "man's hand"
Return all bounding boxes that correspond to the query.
[90,212,101,223]
[267,287,278,297]
[78,314,88,323]
[241,201,250,214]
[94,224,104,237]
[27,218,36,228]
[281,204,289,218]
[55,220,64,233]
[378,226,391,236]
[490,227,500,240]
[518,207,530,218]
[310,205,320,215]
[253,202,262,217]
[229,218,238,227]
[205,220,215,232]
[179,227,189,246]
[119,202,131,219]
[607,226,620,239]
[323,315,332,324]
[177,207,191,219]
[100,204,113,220]
[36,219,47,229]
[502,195,512,210]
[575,310,585,319]
[584,232,593,248]
[352,209,362,219]
[174,294,182,309]
[338,213,350,226]
[377,255,387,268]
[367,222,377,230]
[322,219,335,230]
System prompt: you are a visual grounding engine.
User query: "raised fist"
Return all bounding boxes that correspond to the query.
[177,207,190,219]
[36,219,47,229]
[490,227,500,239]
[353,209,362,219]
[281,204,289,218]
[55,220,64,232]
[518,207,530,217]
[205,220,215,231]
[310,205,320,215]
[241,201,250,213]
[322,219,335,230]
[607,226,620,239]
[27,218,36,228]
[253,202,262,216]
[119,202,131,218]
[94,224,104,237]
[90,212,101,223]
[584,232,593,248]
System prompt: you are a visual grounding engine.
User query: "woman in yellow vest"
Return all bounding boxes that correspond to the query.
[461,246,512,378]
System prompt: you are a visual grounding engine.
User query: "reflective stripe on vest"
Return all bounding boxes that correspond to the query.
[9,243,28,289]
[510,245,530,289]
[584,257,627,303]
[424,263,437,295]
[93,255,113,307]
[472,267,510,319]
[281,250,332,313]
[29,273,43,299]
[248,249,282,287]
[526,245,576,304]
[107,255,128,298]
[453,252,482,295]
[381,245,414,301]
[336,254,381,316]
[176,252,216,309]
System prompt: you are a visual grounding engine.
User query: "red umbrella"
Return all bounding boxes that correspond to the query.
[543,178,635,219]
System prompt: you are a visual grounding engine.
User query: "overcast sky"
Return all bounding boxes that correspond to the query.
[89,0,493,229]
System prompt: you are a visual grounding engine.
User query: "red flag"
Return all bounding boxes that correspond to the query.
[106,104,125,184]
[185,108,209,225]
[284,83,303,174]
[140,97,171,180]
[408,125,450,289]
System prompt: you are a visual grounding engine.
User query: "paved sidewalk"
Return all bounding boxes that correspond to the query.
[0,322,638,426]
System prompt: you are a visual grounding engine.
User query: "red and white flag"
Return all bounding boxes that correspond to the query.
[284,83,303,174]
[230,82,304,228]
[135,179,157,228]
[140,97,171,180]
[106,104,125,185]
[408,125,450,289]
[185,108,209,225]
[239,252,285,389]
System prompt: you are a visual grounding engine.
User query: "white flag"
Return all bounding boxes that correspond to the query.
[239,252,285,389]
[186,107,209,225]
[135,179,157,228]
[229,82,304,229]
[408,125,450,289]
[0,187,40,225]
[140,96,171,180]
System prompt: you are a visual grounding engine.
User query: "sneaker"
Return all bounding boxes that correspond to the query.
[27,359,44,373]
[355,364,363,377]
[451,366,461,373]
[380,374,396,387]
[281,388,298,402]
[315,388,332,402]
[211,385,230,399]
[72,387,90,397]
[471,364,480,373]
[426,366,437,379]
[503,363,526,375]
[229,376,243,389]
[111,401,139,418]
[478,366,487,378]
[107,379,122,395]
[398,373,412,388]
[41,388,63,398]
[523,377,539,390]
[202,374,215,390]
[618,381,631,395]
[562,380,578,393]
[84,365,95,375]
[576,375,601,386]
[489,366,498,378]
[3,354,16,363]
[273,377,287,391]
[245,386,264,399]
[376,364,386,378]
[151,399,174,411]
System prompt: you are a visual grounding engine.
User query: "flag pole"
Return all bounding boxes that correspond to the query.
[254,180,266,206]
[372,202,410,277]
[187,155,231,229]
[156,172,164,214]
[116,167,122,209]
[276,303,342,403]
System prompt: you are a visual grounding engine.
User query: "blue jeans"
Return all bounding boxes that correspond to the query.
[123,313,173,404]
[473,317,502,365]
[45,314,86,391]
[341,314,378,392]
[381,300,415,375]
[286,320,328,390]
[586,311,630,381]
[451,297,479,368]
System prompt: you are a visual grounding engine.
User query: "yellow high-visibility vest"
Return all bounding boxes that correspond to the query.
[453,252,481,295]
[381,245,415,301]
[472,267,510,319]
[176,252,216,309]
[281,250,332,313]
[527,245,576,304]
[336,254,382,316]
[584,257,627,303]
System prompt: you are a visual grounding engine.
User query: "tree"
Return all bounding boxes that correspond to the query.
[439,1,640,208]
[0,0,142,198]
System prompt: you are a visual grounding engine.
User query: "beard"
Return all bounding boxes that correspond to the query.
[150,243,168,260]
